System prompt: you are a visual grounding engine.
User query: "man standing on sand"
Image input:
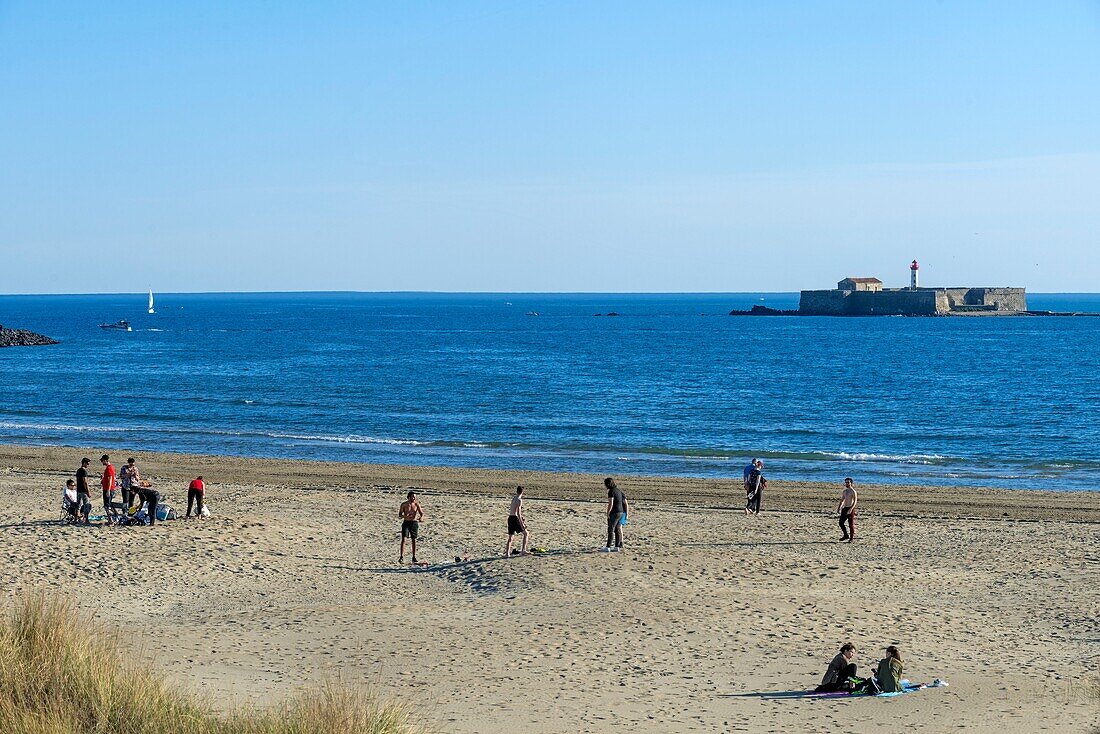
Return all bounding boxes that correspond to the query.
[838,477,857,542]
[399,491,425,564]
[187,475,206,518]
[100,454,116,524]
[602,477,628,552]
[75,457,91,523]
[505,486,531,557]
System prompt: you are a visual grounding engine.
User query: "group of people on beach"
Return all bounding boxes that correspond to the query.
[396,477,631,564]
[742,458,859,542]
[396,465,859,564]
[816,642,906,694]
[64,454,208,526]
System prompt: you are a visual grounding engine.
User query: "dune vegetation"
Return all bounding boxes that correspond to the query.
[0,594,419,734]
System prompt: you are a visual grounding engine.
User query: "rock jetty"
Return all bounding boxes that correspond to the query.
[0,324,58,347]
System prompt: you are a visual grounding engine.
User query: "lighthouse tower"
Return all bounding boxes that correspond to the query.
[910,260,919,290]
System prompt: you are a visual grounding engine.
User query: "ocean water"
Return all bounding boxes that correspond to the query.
[2,292,1099,491]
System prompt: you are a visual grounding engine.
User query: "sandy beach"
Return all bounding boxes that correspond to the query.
[2,444,1097,732]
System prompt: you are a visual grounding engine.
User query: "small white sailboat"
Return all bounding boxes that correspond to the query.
[147,289,155,314]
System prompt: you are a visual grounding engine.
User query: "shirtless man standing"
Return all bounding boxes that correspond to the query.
[399,491,425,564]
[838,477,858,542]
[505,486,531,557]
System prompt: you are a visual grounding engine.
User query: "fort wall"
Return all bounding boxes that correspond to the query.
[798,287,1026,316]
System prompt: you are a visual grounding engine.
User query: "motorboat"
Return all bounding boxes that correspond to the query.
[99,320,132,332]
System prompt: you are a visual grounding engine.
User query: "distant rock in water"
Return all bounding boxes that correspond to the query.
[0,324,58,347]
[728,305,799,316]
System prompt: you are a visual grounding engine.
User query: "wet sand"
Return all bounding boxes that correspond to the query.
[2,444,1097,732]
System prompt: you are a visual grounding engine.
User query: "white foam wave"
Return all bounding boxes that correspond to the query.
[824,451,947,465]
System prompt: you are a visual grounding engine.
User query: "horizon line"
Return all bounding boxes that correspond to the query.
[2,289,1097,298]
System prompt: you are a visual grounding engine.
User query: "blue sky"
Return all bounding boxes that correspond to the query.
[1,1,1098,293]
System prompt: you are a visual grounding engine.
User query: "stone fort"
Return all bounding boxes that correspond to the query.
[798,261,1027,316]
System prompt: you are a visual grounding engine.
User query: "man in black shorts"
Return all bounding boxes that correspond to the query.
[504,486,531,557]
[398,491,424,564]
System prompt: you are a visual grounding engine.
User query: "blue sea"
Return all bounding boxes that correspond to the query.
[2,292,1099,491]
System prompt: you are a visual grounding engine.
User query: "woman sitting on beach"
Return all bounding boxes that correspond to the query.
[875,646,904,693]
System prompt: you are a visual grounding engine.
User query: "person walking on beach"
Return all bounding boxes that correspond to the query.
[603,477,628,552]
[120,457,141,509]
[505,486,531,557]
[838,477,857,542]
[100,454,117,524]
[815,642,858,692]
[75,457,91,523]
[745,459,766,515]
[187,475,206,518]
[399,491,424,564]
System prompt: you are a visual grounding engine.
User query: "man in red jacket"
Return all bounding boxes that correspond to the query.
[187,475,206,519]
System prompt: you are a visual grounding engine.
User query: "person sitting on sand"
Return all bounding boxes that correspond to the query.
[837,478,857,542]
[399,491,424,564]
[505,486,531,557]
[602,477,628,552]
[187,475,206,519]
[875,645,904,693]
[815,642,858,692]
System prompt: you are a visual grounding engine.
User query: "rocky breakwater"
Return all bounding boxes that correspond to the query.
[0,324,58,347]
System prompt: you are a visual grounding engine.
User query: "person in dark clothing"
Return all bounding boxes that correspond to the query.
[137,486,160,526]
[603,477,628,552]
[75,458,91,524]
[745,460,767,515]
[815,642,858,692]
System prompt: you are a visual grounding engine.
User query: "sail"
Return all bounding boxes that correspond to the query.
[148,290,155,313]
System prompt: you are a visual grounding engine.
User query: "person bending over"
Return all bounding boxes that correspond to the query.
[137,486,161,526]
[187,475,206,518]
[505,486,531,557]
[815,642,857,692]
[399,491,424,564]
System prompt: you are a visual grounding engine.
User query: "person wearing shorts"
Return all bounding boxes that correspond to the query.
[603,477,628,552]
[505,486,531,557]
[398,491,424,564]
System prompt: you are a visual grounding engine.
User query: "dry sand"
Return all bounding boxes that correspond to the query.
[1,444,1097,733]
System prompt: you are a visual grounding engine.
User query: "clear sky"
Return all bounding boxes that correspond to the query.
[2,1,1098,293]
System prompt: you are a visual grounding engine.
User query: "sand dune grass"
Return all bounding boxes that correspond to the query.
[0,594,418,734]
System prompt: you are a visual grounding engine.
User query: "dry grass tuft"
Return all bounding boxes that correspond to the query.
[0,594,418,734]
